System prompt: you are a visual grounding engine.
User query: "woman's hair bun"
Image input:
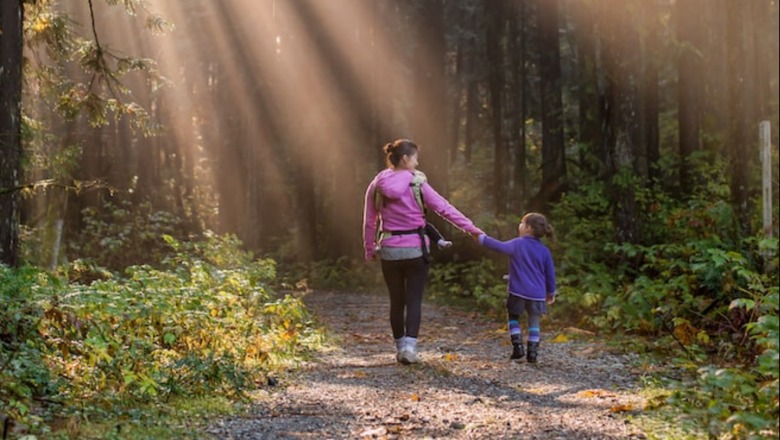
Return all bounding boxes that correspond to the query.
[383,142,395,155]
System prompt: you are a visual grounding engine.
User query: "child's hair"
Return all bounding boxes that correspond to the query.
[522,212,555,240]
[384,139,419,167]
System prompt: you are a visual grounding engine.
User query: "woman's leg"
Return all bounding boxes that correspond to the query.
[403,257,429,338]
[381,259,407,340]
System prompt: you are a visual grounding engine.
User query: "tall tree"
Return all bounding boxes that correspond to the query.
[534,0,566,212]
[640,0,661,183]
[676,0,703,194]
[572,0,604,175]
[409,0,447,191]
[485,0,508,215]
[509,0,528,214]
[726,0,752,232]
[602,0,642,244]
[0,0,23,267]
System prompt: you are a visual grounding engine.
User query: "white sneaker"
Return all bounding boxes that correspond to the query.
[400,349,419,364]
[399,337,420,364]
[395,337,406,363]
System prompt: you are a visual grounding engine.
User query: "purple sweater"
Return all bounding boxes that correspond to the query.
[363,168,483,261]
[479,234,556,301]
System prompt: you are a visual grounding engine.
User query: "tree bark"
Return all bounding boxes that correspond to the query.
[573,0,603,176]
[410,0,448,196]
[0,0,23,267]
[676,0,703,194]
[510,0,527,214]
[602,0,642,244]
[640,0,660,183]
[485,0,508,216]
[534,0,566,213]
[726,0,752,233]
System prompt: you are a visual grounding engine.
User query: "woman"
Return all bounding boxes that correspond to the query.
[363,139,484,364]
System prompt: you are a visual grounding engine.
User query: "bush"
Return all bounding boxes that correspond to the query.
[69,200,184,271]
[0,233,323,437]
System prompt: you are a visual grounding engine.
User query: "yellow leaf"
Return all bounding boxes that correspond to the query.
[576,389,616,398]
[410,393,420,401]
[443,353,459,362]
[550,333,569,343]
[610,404,635,412]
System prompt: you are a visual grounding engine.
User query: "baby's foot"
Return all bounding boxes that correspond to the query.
[437,239,453,249]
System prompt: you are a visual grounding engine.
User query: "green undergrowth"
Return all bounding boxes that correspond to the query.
[1,232,326,439]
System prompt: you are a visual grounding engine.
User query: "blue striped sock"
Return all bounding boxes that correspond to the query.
[528,326,540,343]
[509,319,522,344]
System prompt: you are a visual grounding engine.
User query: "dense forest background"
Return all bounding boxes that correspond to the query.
[1,0,779,438]
[2,0,777,268]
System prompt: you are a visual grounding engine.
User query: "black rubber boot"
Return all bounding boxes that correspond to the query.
[510,343,525,360]
[526,341,539,363]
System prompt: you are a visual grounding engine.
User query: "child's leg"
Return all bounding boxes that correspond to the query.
[527,313,541,344]
[508,313,525,359]
[527,313,541,363]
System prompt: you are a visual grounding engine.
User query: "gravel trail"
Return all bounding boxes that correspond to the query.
[209,290,647,439]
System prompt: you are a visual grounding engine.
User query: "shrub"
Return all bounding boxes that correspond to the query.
[0,233,323,437]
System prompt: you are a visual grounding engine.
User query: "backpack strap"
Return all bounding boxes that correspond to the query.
[374,170,429,248]
[410,170,427,213]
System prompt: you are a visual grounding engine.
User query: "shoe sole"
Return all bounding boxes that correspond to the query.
[399,350,419,364]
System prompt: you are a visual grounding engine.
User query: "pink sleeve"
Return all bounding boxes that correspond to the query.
[422,183,484,235]
[362,181,378,261]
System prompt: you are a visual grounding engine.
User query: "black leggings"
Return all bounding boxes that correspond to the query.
[380,257,430,339]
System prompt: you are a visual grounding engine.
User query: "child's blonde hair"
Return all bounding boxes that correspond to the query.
[522,212,555,240]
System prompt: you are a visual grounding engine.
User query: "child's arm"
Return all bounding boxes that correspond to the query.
[478,234,516,256]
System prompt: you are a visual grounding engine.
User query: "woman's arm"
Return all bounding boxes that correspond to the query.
[422,183,484,235]
[362,182,379,261]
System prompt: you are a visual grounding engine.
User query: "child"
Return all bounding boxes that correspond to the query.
[477,213,557,363]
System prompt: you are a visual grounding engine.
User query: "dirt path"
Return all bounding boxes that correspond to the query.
[208,290,648,439]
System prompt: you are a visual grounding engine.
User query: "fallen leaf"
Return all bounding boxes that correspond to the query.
[443,353,459,361]
[610,404,635,412]
[359,426,387,438]
[550,333,569,343]
[576,389,617,398]
[564,327,596,336]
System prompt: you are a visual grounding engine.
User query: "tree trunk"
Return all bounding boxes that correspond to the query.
[0,0,23,267]
[701,0,730,156]
[510,0,527,214]
[676,0,703,194]
[726,0,752,232]
[410,0,448,196]
[639,0,661,183]
[534,0,566,213]
[602,0,642,244]
[573,0,603,176]
[485,0,508,216]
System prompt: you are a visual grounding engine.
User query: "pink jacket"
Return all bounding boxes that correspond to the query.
[362,168,484,261]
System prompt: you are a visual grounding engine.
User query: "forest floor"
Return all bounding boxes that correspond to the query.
[208,289,651,439]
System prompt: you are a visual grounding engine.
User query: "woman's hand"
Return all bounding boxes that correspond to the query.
[546,294,556,305]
